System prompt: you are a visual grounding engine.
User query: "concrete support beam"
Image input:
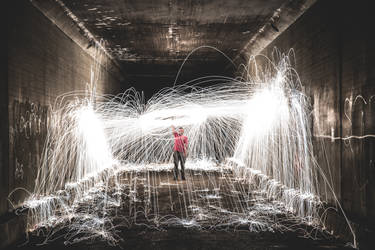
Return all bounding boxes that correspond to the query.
[234,0,316,64]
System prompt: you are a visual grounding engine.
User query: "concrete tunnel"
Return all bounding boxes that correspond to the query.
[1,0,375,249]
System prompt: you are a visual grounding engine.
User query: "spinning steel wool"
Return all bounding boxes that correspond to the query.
[10,48,355,247]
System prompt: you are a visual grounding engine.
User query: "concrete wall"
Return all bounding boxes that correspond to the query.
[242,0,374,238]
[1,0,125,247]
[0,2,10,234]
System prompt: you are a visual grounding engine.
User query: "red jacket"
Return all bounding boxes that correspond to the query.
[173,132,188,153]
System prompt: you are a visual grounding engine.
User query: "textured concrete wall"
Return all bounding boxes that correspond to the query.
[249,0,374,232]
[0,3,10,226]
[1,0,125,246]
[340,1,375,225]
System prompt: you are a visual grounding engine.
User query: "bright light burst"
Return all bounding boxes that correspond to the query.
[10,49,356,247]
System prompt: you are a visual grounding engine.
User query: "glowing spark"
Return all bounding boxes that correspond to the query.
[13,48,356,248]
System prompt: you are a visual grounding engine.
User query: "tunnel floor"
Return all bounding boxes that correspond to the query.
[12,164,351,249]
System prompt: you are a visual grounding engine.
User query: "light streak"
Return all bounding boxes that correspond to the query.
[315,134,375,141]
[9,47,356,248]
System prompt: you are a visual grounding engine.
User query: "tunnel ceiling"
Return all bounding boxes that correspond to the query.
[57,0,290,94]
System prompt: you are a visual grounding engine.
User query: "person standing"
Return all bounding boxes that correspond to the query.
[171,125,188,180]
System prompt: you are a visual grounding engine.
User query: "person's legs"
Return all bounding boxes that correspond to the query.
[179,151,186,180]
[173,151,179,180]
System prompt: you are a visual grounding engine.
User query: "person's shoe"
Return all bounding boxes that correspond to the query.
[181,171,185,180]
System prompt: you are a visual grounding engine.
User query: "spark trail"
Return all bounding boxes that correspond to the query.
[9,49,355,247]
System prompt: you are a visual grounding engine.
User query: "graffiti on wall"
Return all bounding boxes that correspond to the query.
[314,93,375,141]
[342,94,375,141]
[12,99,48,182]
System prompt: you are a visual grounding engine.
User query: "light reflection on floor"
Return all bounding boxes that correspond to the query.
[17,162,350,249]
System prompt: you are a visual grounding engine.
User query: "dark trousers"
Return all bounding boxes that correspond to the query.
[173,151,186,180]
